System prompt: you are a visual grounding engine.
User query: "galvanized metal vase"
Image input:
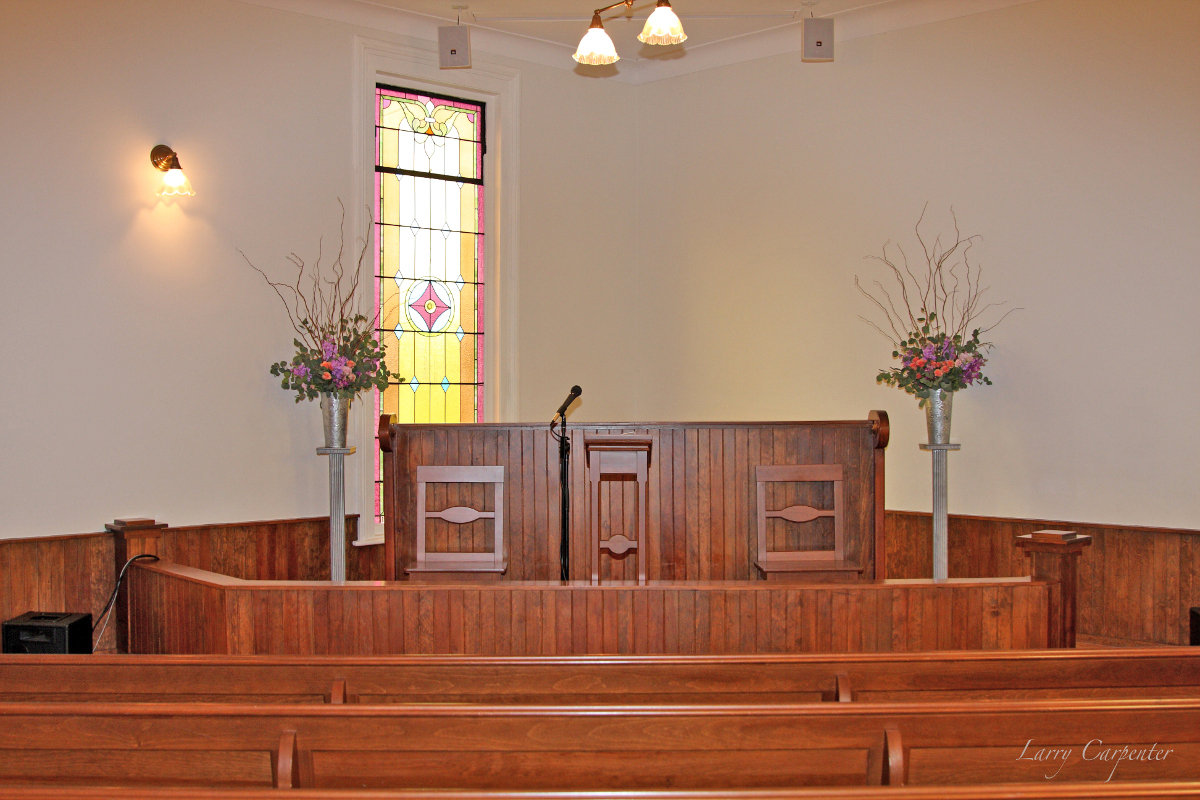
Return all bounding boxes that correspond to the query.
[320,392,352,448]
[924,389,954,445]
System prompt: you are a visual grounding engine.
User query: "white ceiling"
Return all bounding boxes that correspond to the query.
[360,0,891,60]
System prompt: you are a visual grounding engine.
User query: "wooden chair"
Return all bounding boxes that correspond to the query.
[405,465,506,581]
[584,435,652,585]
[754,464,862,581]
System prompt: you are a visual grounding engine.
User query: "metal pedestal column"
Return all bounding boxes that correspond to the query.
[919,442,960,581]
[317,446,355,582]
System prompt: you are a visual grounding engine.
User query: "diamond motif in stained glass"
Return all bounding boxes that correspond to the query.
[393,325,404,340]
[455,275,464,292]
[441,377,450,392]
[441,223,451,239]
[409,377,420,392]
[409,219,419,235]
[456,326,465,342]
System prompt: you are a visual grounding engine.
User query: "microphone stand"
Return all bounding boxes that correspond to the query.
[553,412,571,581]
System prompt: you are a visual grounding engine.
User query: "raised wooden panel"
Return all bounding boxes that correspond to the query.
[383,421,880,583]
[128,561,1052,656]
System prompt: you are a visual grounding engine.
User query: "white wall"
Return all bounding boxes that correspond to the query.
[0,0,638,537]
[631,0,1200,528]
[1,0,1196,538]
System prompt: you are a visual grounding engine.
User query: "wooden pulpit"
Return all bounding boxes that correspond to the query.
[1014,530,1092,647]
[584,435,652,585]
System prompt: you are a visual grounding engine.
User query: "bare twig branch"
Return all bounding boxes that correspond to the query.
[243,202,381,352]
[855,205,1017,349]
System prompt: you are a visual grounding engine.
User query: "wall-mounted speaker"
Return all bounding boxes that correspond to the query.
[439,25,472,69]
[2,612,93,654]
[802,17,834,62]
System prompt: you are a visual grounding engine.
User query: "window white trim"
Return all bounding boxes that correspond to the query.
[350,35,521,544]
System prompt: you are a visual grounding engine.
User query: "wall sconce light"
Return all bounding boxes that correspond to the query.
[573,0,686,65]
[150,144,194,197]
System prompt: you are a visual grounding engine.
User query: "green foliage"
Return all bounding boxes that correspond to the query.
[270,314,396,403]
[876,319,993,407]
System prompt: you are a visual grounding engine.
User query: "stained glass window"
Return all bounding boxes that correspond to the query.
[375,85,485,520]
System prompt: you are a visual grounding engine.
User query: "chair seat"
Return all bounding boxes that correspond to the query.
[754,558,862,574]
[406,558,508,583]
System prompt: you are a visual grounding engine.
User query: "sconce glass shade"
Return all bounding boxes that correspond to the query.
[638,1,686,45]
[160,168,195,197]
[150,144,195,197]
[573,13,619,64]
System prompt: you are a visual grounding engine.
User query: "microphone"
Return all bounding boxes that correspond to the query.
[554,385,582,419]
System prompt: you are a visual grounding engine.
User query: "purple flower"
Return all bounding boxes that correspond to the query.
[291,364,311,379]
[320,339,337,360]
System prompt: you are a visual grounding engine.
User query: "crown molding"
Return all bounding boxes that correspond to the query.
[234,0,581,74]
[233,0,1043,84]
[632,0,1043,83]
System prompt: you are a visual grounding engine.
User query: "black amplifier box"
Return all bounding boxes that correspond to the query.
[2,612,93,654]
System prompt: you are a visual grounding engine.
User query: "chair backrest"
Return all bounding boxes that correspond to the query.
[415,465,505,570]
[755,464,844,565]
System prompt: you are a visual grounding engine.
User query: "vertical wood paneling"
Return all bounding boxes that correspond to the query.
[384,422,881,584]
[887,510,1200,645]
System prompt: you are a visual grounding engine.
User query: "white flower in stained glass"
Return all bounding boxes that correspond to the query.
[441,377,450,392]
[456,326,465,342]
[409,377,420,392]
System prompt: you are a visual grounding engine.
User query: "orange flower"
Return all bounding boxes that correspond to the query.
[320,361,331,368]
[934,369,944,377]
[322,371,332,380]
[347,361,355,368]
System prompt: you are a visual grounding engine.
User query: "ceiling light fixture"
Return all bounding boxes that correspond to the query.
[150,145,194,197]
[638,0,687,45]
[573,0,686,65]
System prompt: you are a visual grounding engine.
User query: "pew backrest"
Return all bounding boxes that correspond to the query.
[0,699,1198,789]
[2,650,1199,705]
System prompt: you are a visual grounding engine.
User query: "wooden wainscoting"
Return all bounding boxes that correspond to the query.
[0,516,385,653]
[886,510,1200,646]
[0,531,117,651]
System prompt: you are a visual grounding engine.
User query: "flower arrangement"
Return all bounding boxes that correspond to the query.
[856,206,1015,406]
[241,205,396,402]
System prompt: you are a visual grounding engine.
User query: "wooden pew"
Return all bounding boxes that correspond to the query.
[2,649,1199,705]
[4,785,1200,800]
[0,699,1198,789]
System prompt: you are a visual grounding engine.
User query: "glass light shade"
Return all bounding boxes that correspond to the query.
[159,168,195,197]
[573,16,619,65]
[638,2,686,45]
